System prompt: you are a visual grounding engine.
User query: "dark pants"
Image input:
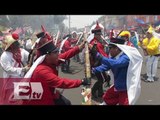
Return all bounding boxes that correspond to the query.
[54,94,71,105]
[75,54,80,62]
[92,72,110,98]
[0,48,3,56]
[61,59,70,72]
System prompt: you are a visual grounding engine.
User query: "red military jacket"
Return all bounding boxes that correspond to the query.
[89,37,108,67]
[62,39,72,52]
[90,37,108,57]
[70,38,78,44]
[22,46,82,105]
[62,38,78,52]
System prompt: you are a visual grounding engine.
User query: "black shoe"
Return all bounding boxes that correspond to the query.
[92,94,98,99]
[79,62,84,65]
[76,60,80,62]
[65,70,72,73]
[61,69,66,72]
[97,94,103,98]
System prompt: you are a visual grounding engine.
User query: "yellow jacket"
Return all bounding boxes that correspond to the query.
[138,37,160,55]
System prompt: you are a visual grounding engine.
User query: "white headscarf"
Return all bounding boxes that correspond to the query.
[24,55,46,78]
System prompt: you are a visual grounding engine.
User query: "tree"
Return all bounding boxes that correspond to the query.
[0,15,11,27]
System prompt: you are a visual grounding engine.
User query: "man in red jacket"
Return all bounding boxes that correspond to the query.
[21,33,90,105]
[89,22,110,98]
[60,34,77,73]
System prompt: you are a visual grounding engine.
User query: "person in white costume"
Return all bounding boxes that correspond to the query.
[0,34,30,104]
[0,34,30,78]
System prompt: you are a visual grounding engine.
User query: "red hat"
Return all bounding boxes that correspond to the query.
[45,32,51,40]
[36,36,50,48]
[94,21,103,30]
[91,21,103,34]
[36,31,51,40]
[36,32,45,38]
[12,33,19,40]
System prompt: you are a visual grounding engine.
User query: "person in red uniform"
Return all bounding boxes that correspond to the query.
[22,34,90,105]
[71,31,80,62]
[61,34,77,73]
[89,22,110,98]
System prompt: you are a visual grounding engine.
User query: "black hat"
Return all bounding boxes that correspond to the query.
[109,38,125,45]
[36,32,45,38]
[63,34,71,39]
[91,21,103,35]
[109,38,125,48]
[38,40,59,55]
[91,29,102,35]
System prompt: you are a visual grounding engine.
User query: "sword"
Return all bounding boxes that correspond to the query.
[54,30,60,46]
[76,32,84,45]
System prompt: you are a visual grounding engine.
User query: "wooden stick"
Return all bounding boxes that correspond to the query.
[81,27,92,105]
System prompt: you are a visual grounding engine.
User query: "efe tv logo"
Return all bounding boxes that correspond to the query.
[13,82,43,99]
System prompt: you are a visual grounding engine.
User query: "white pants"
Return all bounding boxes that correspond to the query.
[146,55,159,78]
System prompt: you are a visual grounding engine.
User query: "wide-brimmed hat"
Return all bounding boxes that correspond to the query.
[109,37,125,48]
[37,40,59,55]
[91,21,104,35]
[3,35,17,50]
[119,31,131,38]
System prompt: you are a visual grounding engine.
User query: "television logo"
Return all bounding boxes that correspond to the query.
[13,82,43,100]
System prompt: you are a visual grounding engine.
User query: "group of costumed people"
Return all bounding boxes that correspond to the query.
[4,21,160,105]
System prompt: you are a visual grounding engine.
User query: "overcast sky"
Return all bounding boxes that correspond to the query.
[63,15,102,29]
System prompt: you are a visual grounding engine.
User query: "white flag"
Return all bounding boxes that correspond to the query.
[117,44,143,105]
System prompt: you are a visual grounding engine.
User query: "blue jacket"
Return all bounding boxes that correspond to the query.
[93,52,130,91]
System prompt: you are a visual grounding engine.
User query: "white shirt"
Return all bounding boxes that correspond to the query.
[0,48,29,78]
